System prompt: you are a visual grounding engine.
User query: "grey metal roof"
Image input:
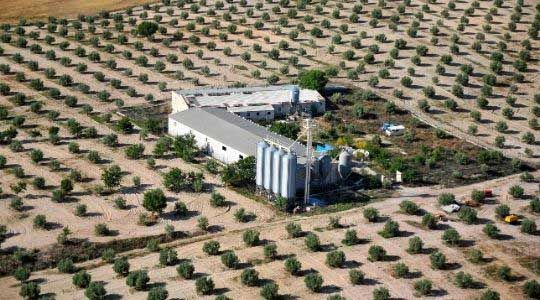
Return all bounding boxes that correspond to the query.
[173,85,324,107]
[169,107,307,158]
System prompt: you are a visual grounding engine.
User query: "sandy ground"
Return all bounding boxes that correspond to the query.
[0,171,538,299]
[0,0,539,298]
[0,0,158,23]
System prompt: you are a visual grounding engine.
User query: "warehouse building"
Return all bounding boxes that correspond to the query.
[168,107,306,164]
[171,85,325,121]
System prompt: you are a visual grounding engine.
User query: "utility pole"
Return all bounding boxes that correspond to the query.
[304,118,313,206]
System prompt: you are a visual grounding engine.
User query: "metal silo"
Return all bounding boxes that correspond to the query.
[280,152,297,199]
[338,150,352,178]
[256,141,268,188]
[310,157,320,179]
[272,148,284,195]
[318,155,332,179]
[263,145,276,191]
[290,86,300,105]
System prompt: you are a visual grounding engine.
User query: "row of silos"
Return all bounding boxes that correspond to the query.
[256,141,297,199]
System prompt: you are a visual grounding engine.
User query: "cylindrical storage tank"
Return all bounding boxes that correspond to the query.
[290,86,300,105]
[338,150,352,178]
[272,149,284,195]
[263,145,276,190]
[318,155,332,179]
[256,141,268,187]
[281,152,297,199]
[310,157,320,179]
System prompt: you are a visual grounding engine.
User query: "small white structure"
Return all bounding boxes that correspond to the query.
[384,125,405,136]
[171,85,325,121]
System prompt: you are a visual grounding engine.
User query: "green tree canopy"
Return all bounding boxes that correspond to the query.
[298,69,328,91]
[137,21,159,37]
[143,189,167,214]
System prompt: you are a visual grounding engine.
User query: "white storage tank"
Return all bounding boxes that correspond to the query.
[338,150,352,178]
[263,145,276,191]
[256,141,268,188]
[272,148,284,195]
[280,152,297,199]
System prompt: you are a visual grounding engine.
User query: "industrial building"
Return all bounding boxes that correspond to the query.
[168,107,306,164]
[171,85,325,121]
[168,86,351,201]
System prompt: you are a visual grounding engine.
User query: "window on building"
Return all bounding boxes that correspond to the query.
[247,112,250,117]
[267,112,271,115]
[222,145,227,151]
[239,154,244,159]
[256,112,260,116]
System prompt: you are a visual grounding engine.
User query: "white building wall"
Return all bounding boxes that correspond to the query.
[171,92,190,113]
[168,118,247,164]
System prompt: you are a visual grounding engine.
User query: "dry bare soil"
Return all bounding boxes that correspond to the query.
[0,0,539,299]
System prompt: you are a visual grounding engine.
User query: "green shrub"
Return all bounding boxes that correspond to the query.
[14,267,31,282]
[146,239,160,252]
[210,192,226,207]
[521,219,537,234]
[480,289,500,300]
[438,193,455,205]
[368,245,386,262]
[349,269,364,285]
[373,287,390,300]
[393,262,409,278]
[455,271,474,288]
[326,250,346,268]
[399,200,419,214]
[221,251,239,269]
[203,240,220,255]
[363,207,379,222]
[407,236,423,254]
[260,283,279,300]
[177,261,195,279]
[159,248,178,266]
[523,280,540,299]
[94,223,110,236]
[430,251,446,269]
[284,257,301,275]
[286,223,302,238]
[57,258,76,273]
[113,257,130,276]
[72,270,91,288]
[442,229,461,246]
[263,243,278,260]
[379,220,400,238]
[195,276,214,295]
[101,248,115,263]
[342,229,359,246]
[126,270,150,291]
[243,229,260,246]
[241,268,259,286]
[414,279,432,296]
[483,224,500,239]
[458,207,477,224]
[33,215,47,229]
[530,198,540,213]
[421,213,438,229]
[20,282,40,299]
[471,190,485,202]
[305,233,321,251]
[147,287,168,300]
[497,265,512,281]
[495,204,510,219]
[509,185,525,199]
[304,273,323,292]
[468,249,484,264]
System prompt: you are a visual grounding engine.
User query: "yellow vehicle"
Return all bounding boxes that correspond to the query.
[504,215,518,224]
